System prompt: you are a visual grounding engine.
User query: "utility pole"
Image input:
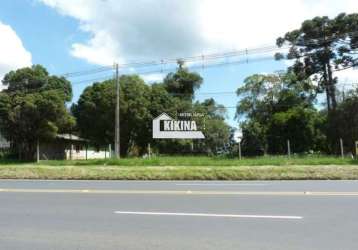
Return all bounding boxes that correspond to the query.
[114,63,121,158]
[340,138,344,159]
[238,140,242,160]
[36,139,40,163]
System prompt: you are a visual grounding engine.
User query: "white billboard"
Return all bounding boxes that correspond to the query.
[152,113,205,139]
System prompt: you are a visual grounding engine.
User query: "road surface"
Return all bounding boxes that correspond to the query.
[0,180,358,250]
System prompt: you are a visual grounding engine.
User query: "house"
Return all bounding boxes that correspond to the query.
[39,134,108,160]
[0,132,10,149]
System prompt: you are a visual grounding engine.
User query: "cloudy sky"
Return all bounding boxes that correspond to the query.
[0,0,357,125]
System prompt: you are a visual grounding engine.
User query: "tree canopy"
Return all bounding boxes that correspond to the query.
[276,13,358,112]
[72,66,231,156]
[0,65,74,160]
[236,73,325,155]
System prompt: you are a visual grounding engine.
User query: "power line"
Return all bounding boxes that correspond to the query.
[69,55,279,85]
[63,66,113,78]
[60,30,358,78]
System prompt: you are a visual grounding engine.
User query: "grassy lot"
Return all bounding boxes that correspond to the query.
[39,155,358,166]
[0,156,358,180]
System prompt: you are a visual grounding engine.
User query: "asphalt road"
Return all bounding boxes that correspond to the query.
[1,180,358,250]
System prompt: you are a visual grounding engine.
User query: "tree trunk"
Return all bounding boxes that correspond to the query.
[323,63,332,111]
[326,61,337,110]
[17,141,36,161]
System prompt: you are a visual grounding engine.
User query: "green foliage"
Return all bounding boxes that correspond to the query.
[2,163,358,180]
[193,98,231,154]
[73,67,231,156]
[163,62,203,100]
[334,90,358,154]
[276,13,358,111]
[236,73,326,155]
[72,80,116,147]
[0,65,74,160]
[72,75,152,155]
[3,155,357,167]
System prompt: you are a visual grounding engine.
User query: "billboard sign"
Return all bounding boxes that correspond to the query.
[152,113,205,139]
[233,129,243,143]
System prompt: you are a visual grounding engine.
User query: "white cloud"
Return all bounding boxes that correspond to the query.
[39,0,357,67]
[335,68,358,89]
[0,21,32,91]
[141,73,165,84]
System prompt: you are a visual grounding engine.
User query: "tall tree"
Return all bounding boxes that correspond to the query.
[72,75,152,156]
[334,89,358,154]
[163,60,203,100]
[236,73,324,155]
[276,13,358,111]
[193,99,231,154]
[0,65,74,160]
[73,67,231,156]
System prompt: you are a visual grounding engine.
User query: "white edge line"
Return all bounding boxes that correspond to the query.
[114,211,303,220]
[175,183,267,186]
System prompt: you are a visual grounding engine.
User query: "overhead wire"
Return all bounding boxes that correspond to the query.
[60,30,358,78]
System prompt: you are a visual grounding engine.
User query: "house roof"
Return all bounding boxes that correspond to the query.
[154,113,173,121]
[56,134,88,142]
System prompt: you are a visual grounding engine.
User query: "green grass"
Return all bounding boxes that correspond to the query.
[1,155,357,180]
[1,164,358,180]
[36,155,358,167]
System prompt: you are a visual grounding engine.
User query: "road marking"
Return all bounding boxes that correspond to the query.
[114,211,303,220]
[0,188,358,196]
[175,183,267,186]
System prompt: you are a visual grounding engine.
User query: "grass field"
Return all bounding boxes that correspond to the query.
[0,155,358,180]
[39,155,358,166]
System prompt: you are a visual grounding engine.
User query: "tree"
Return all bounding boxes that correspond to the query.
[0,65,74,160]
[71,80,116,147]
[334,89,358,154]
[276,13,358,112]
[72,75,152,156]
[163,60,203,100]
[193,98,231,154]
[236,73,325,155]
[73,66,232,156]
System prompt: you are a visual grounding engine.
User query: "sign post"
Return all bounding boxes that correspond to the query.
[238,141,242,160]
[233,129,243,160]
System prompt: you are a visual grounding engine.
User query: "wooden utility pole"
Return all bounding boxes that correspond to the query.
[238,141,242,160]
[114,63,120,158]
[340,138,344,159]
[36,139,40,163]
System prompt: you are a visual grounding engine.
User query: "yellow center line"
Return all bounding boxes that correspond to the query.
[0,188,358,196]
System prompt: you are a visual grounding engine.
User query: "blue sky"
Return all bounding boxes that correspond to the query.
[0,0,357,127]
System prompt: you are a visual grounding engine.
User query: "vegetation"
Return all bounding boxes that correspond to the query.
[276,13,358,112]
[0,65,74,160]
[335,89,358,153]
[236,73,326,155]
[0,155,356,167]
[71,63,231,156]
[0,13,357,162]
[275,13,358,151]
[1,163,358,180]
